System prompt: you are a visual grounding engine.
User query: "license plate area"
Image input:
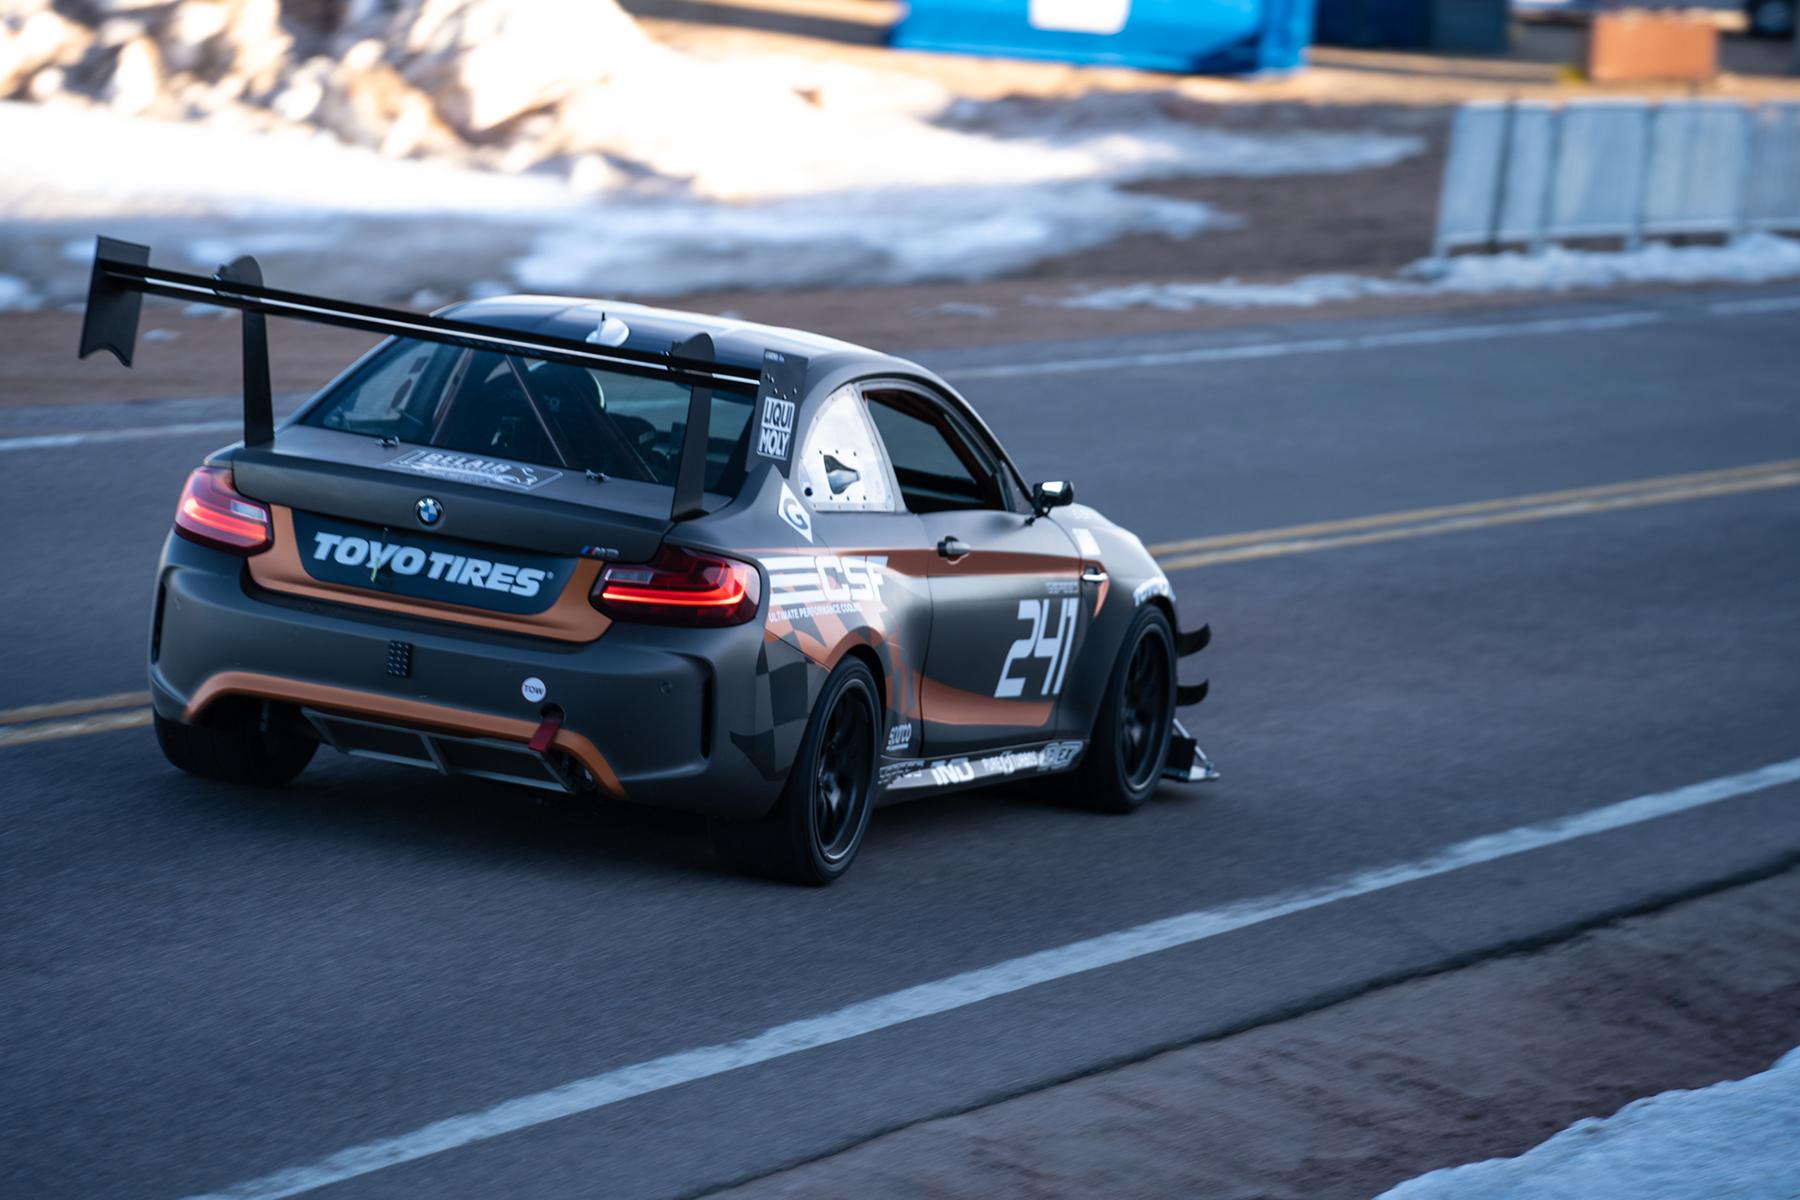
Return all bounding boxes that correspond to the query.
[291,512,569,615]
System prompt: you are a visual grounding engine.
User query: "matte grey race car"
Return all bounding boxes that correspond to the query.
[81,237,1215,884]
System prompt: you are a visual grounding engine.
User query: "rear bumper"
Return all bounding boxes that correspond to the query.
[149,534,801,818]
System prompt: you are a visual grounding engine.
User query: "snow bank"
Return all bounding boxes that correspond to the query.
[1058,235,1800,310]
[1379,1046,1800,1200]
[0,0,1424,305]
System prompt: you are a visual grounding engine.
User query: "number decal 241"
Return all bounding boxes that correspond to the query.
[996,598,1078,698]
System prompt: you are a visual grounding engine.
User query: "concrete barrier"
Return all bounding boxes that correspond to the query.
[1434,97,1800,257]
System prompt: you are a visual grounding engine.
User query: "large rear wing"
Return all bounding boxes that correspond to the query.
[77,236,797,522]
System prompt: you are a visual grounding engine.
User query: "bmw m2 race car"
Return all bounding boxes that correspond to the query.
[81,237,1215,884]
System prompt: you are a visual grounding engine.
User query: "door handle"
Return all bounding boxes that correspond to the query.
[937,536,971,561]
[1081,566,1108,583]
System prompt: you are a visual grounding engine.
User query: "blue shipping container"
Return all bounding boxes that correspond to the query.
[891,0,1317,74]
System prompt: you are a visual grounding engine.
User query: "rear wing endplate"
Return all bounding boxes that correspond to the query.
[77,237,789,522]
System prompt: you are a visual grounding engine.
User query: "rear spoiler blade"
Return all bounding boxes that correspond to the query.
[77,237,780,522]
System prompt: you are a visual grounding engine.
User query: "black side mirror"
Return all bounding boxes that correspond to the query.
[1032,479,1074,517]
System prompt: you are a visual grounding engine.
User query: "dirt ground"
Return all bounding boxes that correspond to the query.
[708,867,1800,1200]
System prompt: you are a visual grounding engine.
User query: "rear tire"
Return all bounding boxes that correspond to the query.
[154,709,316,788]
[710,659,879,885]
[1073,605,1176,814]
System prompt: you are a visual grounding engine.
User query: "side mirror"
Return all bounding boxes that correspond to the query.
[1032,479,1074,517]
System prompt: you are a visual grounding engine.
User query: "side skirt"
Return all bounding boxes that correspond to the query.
[879,738,1088,798]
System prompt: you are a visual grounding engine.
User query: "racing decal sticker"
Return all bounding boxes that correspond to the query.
[1071,527,1103,558]
[777,480,814,543]
[1134,576,1173,606]
[883,740,1087,792]
[996,598,1078,698]
[764,554,888,619]
[1045,579,1080,596]
[520,677,547,703]
[754,350,806,470]
[885,721,913,754]
[385,448,562,492]
[309,532,552,597]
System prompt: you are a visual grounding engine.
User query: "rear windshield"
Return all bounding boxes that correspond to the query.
[304,339,757,493]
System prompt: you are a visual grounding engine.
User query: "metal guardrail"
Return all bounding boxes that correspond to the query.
[1434,98,1800,257]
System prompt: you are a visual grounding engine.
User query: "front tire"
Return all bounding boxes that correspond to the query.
[1073,605,1176,813]
[710,658,879,885]
[154,709,316,788]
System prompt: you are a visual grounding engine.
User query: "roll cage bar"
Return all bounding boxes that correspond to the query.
[77,237,793,522]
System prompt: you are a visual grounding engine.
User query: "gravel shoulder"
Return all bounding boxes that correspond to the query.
[707,867,1800,1200]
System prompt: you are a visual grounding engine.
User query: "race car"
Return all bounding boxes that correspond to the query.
[80,237,1215,884]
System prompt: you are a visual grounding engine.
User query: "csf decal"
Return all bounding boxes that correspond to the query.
[385,448,561,492]
[764,554,888,618]
[777,480,814,544]
[885,721,913,754]
[309,531,551,597]
[996,597,1078,698]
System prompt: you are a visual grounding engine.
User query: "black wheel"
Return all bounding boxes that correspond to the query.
[710,659,879,885]
[154,709,316,788]
[1073,605,1175,813]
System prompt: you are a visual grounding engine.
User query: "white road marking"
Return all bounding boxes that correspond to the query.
[949,311,1662,380]
[185,757,1800,1200]
[0,420,239,453]
[1706,295,1800,316]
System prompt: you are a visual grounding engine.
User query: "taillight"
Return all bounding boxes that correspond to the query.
[592,545,760,627]
[174,466,272,554]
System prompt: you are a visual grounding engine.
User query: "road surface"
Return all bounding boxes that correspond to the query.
[2,285,1798,1199]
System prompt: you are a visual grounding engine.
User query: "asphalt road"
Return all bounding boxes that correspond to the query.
[3,286,1799,1200]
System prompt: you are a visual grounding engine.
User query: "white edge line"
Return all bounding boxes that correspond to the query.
[947,311,1664,380]
[1705,295,1800,316]
[185,756,1800,1200]
[0,420,240,453]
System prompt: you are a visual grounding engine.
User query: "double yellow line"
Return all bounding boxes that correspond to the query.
[0,691,153,748]
[5,458,1799,752]
[1148,458,1800,570]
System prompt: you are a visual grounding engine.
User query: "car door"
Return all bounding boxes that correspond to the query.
[862,386,1088,760]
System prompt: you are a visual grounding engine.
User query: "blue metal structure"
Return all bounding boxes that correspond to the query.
[890,0,1316,74]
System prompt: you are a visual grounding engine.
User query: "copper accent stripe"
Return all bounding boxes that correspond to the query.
[250,507,612,643]
[918,676,1053,729]
[183,671,625,798]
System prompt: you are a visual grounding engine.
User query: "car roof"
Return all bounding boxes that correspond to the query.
[438,295,919,390]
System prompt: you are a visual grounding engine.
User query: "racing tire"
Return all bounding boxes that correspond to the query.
[1073,605,1176,814]
[154,710,316,788]
[710,658,879,886]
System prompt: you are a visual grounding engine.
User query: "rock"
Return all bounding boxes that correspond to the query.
[398,0,652,135]
[0,9,89,96]
[159,1,232,74]
[103,36,162,114]
[25,64,65,102]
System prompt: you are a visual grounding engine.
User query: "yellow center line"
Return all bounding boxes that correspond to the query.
[0,708,153,749]
[5,460,1799,752]
[1146,458,1800,558]
[0,690,152,726]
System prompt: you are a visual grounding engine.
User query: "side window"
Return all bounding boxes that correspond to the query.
[865,392,1006,514]
[796,386,898,512]
[315,340,454,440]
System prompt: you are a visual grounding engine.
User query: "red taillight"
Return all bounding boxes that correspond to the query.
[592,545,760,627]
[174,466,272,555]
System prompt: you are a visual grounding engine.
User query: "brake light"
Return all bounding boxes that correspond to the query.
[174,466,272,554]
[592,545,760,626]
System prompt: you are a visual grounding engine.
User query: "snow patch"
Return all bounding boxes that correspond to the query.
[1058,235,1800,311]
[1379,1045,1800,1200]
[0,275,42,312]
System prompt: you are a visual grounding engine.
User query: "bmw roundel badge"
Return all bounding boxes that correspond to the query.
[415,497,443,526]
